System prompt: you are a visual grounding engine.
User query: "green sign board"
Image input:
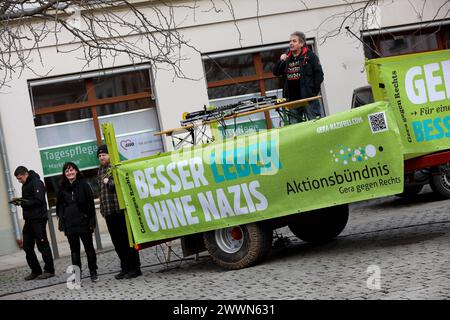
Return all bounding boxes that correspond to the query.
[40,141,99,176]
[113,101,404,244]
[366,49,450,159]
[39,133,161,177]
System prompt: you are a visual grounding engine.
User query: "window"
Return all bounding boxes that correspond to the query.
[93,70,152,99]
[31,69,153,126]
[207,82,261,99]
[204,54,256,83]
[363,23,450,59]
[29,66,164,207]
[379,34,438,56]
[202,42,324,133]
[32,79,87,109]
[203,46,288,101]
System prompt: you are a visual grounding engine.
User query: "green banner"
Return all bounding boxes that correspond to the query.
[219,119,267,139]
[115,101,404,244]
[40,141,99,176]
[367,50,450,159]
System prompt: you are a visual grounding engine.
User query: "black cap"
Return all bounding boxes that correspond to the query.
[97,144,108,157]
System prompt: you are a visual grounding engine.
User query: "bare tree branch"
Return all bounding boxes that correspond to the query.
[313,0,449,48]
[221,0,243,47]
[0,0,60,20]
[255,0,263,44]
[0,0,449,90]
[315,0,377,45]
[0,0,216,88]
[298,0,309,10]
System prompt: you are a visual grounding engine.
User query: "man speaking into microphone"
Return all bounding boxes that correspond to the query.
[273,31,324,123]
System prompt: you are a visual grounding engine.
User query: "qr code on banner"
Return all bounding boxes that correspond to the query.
[368,111,388,133]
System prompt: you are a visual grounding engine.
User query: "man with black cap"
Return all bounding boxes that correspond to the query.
[97,144,142,279]
[13,166,55,280]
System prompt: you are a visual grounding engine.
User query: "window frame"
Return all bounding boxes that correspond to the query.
[202,41,317,128]
[28,64,154,145]
[362,21,450,59]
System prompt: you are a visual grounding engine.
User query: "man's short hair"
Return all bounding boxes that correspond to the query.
[14,166,28,176]
[291,31,306,43]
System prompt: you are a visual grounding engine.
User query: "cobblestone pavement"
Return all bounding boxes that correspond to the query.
[1,186,449,300]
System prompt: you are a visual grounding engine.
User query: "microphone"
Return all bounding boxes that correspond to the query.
[284,48,292,59]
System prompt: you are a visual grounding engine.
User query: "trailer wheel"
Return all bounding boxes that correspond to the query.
[430,166,450,199]
[288,204,349,244]
[203,223,273,270]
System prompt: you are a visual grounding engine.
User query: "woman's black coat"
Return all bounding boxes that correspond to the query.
[56,179,96,235]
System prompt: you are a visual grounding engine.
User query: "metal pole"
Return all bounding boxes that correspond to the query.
[166,241,172,263]
[93,212,103,250]
[47,208,59,259]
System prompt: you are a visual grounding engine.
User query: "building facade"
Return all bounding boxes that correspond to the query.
[0,149,16,256]
[0,0,449,254]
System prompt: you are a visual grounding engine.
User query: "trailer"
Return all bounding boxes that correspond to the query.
[101,49,450,270]
[365,50,450,199]
[352,54,450,199]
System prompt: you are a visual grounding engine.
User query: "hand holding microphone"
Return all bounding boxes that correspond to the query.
[280,48,290,61]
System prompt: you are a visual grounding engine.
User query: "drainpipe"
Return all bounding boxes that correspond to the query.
[0,115,22,246]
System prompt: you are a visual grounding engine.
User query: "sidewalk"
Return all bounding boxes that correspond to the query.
[0,232,114,272]
[0,235,190,299]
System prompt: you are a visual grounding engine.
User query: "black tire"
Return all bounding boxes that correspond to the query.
[397,185,424,198]
[430,168,450,199]
[288,204,349,244]
[203,223,273,270]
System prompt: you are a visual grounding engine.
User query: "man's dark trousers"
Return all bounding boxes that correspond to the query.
[22,218,54,274]
[105,211,140,272]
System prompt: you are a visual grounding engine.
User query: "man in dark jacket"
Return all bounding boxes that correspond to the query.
[273,31,324,123]
[13,166,55,280]
[97,145,142,279]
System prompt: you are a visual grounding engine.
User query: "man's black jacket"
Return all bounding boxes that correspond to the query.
[273,47,324,100]
[20,170,48,220]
